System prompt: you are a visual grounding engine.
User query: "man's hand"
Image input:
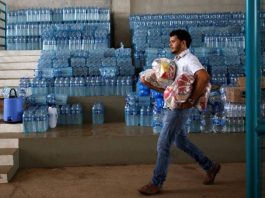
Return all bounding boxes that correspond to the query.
[140,76,165,93]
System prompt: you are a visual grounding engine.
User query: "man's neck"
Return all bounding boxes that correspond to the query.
[175,48,189,58]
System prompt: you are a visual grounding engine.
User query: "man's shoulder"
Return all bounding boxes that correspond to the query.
[186,51,197,58]
[183,52,200,63]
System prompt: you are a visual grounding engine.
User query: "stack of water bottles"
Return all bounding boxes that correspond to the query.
[185,90,246,133]
[26,94,68,106]
[57,104,83,125]
[19,77,32,97]
[129,12,246,87]
[33,46,135,96]
[7,7,111,50]
[23,106,49,133]
[124,79,165,134]
[92,102,104,125]
[144,48,174,70]
[124,76,246,133]
[32,75,133,97]
[42,23,110,51]
[150,89,165,134]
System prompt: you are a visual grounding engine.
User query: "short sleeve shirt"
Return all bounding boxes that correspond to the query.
[174,49,205,78]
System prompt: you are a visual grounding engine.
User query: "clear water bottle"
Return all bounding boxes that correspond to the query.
[64,105,70,124]
[90,77,96,96]
[76,104,83,125]
[92,102,104,125]
[124,103,130,126]
[121,77,126,96]
[95,76,102,96]
[131,105,139,126]
[22,111,30,133]
[85,76,91,96]
[41,110,48,132]
[146,106,153,127]
[60,105,66,125]
[36,110,42,132]
[116,77,122,96]
[127,105,134,126]
[79,77,85,96]
[140,106,147,126]
[152,108,163,134]
[110,78,116,96]
[63,77,70,95]
[125,76,133,95]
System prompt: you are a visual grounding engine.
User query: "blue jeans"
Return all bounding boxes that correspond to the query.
[152,108,214,186]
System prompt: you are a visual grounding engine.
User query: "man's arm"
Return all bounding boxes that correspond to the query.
[177,69,210,109]
[140,76,165,93]
[189,69,210,103]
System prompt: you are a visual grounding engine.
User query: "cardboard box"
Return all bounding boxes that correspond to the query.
[225,86,245,104]
[237,76,265,88]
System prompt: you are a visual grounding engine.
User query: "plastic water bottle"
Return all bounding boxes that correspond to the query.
[65,105,71,124]
[124,103,130,125]
[79,77,85,96]
[60,105,66,125]
[95,76,102,96]
[152,108,163,134]
[92,102,104,125]
[116,77,122,96]
[22,111,30,133]
[121,77,126,96]
[131,105,139,126]
[140,106,147,126]
[76,104,83,124]
[146,106,153,127]
[35,110,42,132]
[63,77,69,95]
[110,78,116,96]
[41,110,48,132]
[90,77,96,96]
[125,76,133,95]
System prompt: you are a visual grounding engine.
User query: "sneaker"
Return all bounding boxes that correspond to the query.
[203,163,221,185]
[138,183,161,195]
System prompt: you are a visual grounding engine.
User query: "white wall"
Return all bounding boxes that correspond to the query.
[130,0,245,14]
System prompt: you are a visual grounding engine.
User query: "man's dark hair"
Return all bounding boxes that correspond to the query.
[170,29,192,48]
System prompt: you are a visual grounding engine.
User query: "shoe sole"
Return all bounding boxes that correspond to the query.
[138,189,161,196]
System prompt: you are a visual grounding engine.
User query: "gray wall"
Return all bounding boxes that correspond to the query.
[6,0,245,47]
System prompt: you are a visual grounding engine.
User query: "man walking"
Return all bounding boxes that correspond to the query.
[139,29,221,195]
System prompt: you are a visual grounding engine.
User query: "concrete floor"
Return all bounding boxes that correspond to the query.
[0,163,245,198]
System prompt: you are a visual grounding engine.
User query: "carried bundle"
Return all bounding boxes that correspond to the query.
[140,58,176,89]
[164,73,211,110]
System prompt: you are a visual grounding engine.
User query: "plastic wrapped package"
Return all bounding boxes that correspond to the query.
[164,72,211,111]
[164,73,195,109]
[140,58,176,89]
[140,69,172,89]
[152,58,176,81]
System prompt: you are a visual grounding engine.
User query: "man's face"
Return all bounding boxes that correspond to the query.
[169,36,185,55]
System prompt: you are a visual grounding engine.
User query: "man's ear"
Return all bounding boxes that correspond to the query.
[181,40,187,48]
